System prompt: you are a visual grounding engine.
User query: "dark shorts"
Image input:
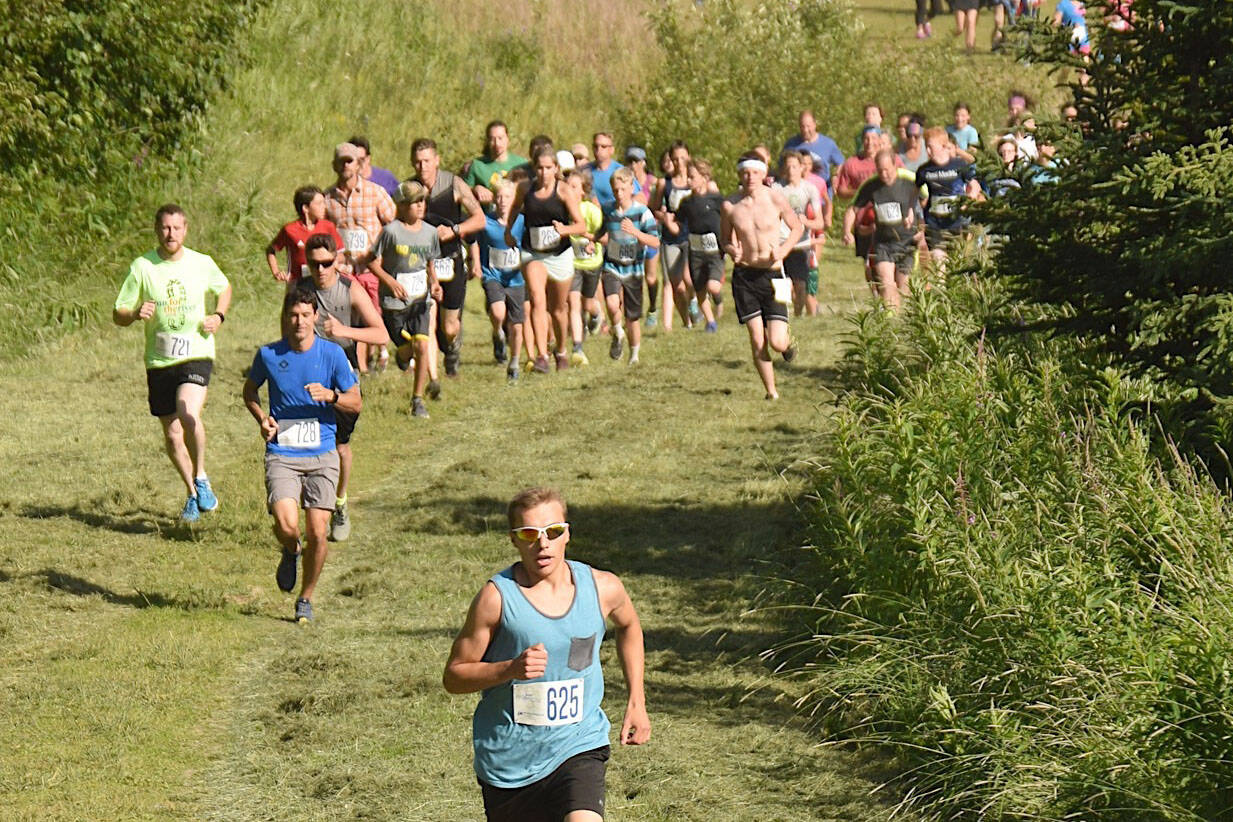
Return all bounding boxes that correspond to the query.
[874,240,917,276]
[689,251,724,294]
[480,746,609,822]
[437,255,467,311]
[953,0,979,10]
[732,266,789,325]
[926,225,964,251]
[571,268,601,299]
[334,407,359,446]
[602,271,644,321]
[383,300,433,344]
[855,232,874,263]
[482,279,527,324]
[783,249,809,282]
[146,359,212,417]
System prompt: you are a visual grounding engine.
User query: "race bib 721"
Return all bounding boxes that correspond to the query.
[154,332,193,359]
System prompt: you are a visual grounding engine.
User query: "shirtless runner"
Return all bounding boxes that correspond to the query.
[720,152,803,400]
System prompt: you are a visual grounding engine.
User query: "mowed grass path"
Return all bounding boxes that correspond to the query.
[0,246,906,819]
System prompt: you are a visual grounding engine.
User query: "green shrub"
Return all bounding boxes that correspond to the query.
[788,277,1233,820]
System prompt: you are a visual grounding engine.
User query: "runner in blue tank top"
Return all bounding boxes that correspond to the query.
[444,487,650,822]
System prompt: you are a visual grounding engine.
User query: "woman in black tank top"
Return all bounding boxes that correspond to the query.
[506,147,585,372]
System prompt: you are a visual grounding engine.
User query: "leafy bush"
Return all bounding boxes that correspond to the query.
[788,277,1233,820]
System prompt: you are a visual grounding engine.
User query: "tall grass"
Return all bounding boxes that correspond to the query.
[784,275,1233,819]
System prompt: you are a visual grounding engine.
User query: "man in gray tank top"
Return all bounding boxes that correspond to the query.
[303,234,389,542]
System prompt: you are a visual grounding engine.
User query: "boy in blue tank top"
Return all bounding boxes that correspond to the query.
[444,487,651,822]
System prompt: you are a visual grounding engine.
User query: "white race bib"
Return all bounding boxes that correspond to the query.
[529,225,561,252]
[154,332,193,359]
[397,270,428,299]
[875,201,904,225]
[432,256,456,282]
[667,187,690,211]
[276,418,321,450]
[606,234,639,265]
[512,678,584,727]
[689,232,719,253]
[771,276,792,305]
[931,196,958,217]
[341,228,369,255]
[490,246,520,271]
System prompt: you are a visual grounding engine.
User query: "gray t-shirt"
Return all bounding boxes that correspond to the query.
[371,219,440,310]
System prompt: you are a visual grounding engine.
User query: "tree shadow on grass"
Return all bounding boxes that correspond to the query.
[31,569,223,611]
[18,503,198,542]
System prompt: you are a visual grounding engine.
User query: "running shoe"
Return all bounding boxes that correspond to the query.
[427,379,441,400]
[587,314,601,336]
[925,20,933,35]
[194,477,218,512]
[609,334,623,360]
[571,349,590,366]
[276,547,300,593]
[411,396,430,418]
[493,334,507,364]
[295,597,313,624]
[507,366,520,382]
[783,341,798,363]
[646,310,658,328]
[555,352,570,371]
[532,356,551,374]
[179,495,200,523]
[705,321,718,333]
[628,352,640,366]
[330,501,351,542]
[444,347,460,377]
[689,298,702,324]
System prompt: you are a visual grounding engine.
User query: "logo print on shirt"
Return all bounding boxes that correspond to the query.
[164,279,188,331]
[277,360,290,371]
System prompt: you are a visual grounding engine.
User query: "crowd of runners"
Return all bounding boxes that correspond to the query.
[109,94,1064,818]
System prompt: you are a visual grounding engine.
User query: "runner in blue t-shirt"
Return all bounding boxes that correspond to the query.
[597,168,660,365]
[478,180,527,381]
[783,110,845,187]
[242,286,360,624]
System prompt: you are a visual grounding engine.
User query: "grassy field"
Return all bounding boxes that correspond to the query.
[0,0,1062,817]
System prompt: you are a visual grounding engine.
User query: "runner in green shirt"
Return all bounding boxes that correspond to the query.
[113,204,232,523]
[464,121,529,211]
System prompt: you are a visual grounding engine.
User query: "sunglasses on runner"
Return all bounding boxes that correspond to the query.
[308,258,334,269]
[510,523,569,543]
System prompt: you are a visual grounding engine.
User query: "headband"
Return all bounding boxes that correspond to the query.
[737,159,768,174]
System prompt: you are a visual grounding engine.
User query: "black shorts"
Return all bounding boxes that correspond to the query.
[783,249,809,282]
[953,0,979,10]
[689,251,724,294]
[334,407,359,446]
[571,268,601,299]
[383,300,433,343]
[732,266,789,325]
[873,240,916,276]
[146,359,212,417]
[437,255,467,311]
[480,746,609,822]
[482,279,527,324]
[926,225,964,251]
[855,232,874,262]
[602,271,644,321]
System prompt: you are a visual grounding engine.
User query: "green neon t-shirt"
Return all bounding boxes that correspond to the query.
[114,248,229,369]
[464,153,528,196]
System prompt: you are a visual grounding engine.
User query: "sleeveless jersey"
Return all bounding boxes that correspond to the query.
[661,176,691,245]
[521,182,572,255]
[309,274,357,364]
[426,170,464,258]
[473,560,610,788]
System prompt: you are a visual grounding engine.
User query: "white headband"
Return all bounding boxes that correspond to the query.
[737,159,768,174]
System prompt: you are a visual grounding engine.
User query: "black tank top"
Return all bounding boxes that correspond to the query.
[426,170,463,257]
[661,176,691,244]
[520,181,571,254]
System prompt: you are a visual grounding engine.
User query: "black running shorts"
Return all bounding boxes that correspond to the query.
[480,746,609,822]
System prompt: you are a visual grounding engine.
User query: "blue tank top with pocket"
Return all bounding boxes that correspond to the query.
[473,559,611,788]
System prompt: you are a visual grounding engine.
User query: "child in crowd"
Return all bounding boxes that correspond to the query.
[598,168,660,364]
[477,180,526,381]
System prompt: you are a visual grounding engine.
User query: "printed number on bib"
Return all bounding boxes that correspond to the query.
[277,418,321,450]
[689,232,720,253]
[931,197,958,217]
[529,225,561,252]
[513,679,584,727]
[875,201,904,225]
[341,228,369,255]
[606,236,639,265]
[432,257,456,282]
[397,270,428,299]
[154,332,193,359]
[490,247,520,271]
[771,277,792,305]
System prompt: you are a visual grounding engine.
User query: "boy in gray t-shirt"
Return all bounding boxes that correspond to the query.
[369,180,443,417]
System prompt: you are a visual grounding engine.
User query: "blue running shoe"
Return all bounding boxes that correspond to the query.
[276,547,300,593]
[179,495,200,523]
[295,598,313,623]
[194,477,218,512]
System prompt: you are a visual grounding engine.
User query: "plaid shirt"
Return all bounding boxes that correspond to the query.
[324,178,395,255]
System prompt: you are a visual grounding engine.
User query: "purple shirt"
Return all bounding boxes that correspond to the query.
[367,165,400,196]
